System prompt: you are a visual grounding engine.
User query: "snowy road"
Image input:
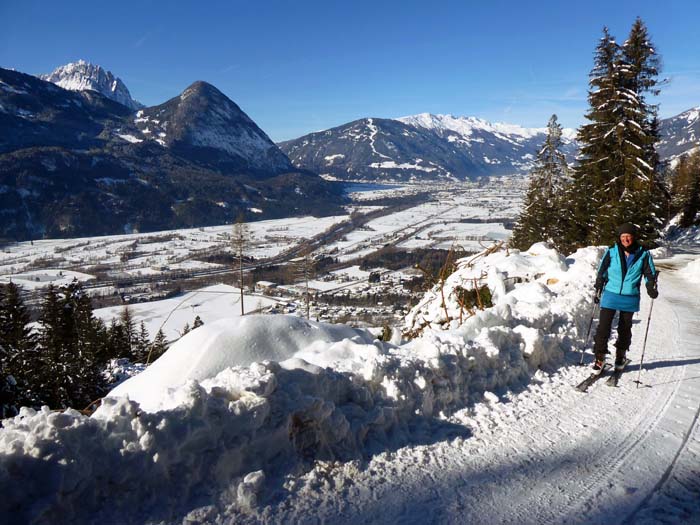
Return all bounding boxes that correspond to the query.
[254,255,700,524]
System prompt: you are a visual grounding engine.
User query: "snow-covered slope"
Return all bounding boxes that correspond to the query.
[40,60,142,110]
[279,114,578,181]
[0,242,608,522]
[2,242,700,523]
[658,106,700,163]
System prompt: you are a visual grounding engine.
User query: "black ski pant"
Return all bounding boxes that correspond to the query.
[593,307,634,361]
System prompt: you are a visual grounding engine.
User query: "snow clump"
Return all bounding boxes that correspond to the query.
[0,244,605,524]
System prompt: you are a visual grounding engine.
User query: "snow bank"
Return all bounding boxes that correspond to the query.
[109,315,375,412]
[0,244,605,524]
[404,242,572,334]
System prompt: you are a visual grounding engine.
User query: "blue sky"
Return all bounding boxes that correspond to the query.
[2,0,699,142]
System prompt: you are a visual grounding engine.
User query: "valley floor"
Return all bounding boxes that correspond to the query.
[243,250,700,524]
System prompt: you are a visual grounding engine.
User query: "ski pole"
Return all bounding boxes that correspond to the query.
[635,299,654,389]
[579,293,600,365]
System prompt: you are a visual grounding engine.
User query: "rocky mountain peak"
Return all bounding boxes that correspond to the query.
[130,80,293,174]
[40,60,143,110]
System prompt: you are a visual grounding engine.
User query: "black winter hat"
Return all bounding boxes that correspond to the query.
[617,223,638,236]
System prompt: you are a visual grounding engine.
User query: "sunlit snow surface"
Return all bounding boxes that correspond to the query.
[2,241,700,524]
[93,284,279,342]
[0,244,600,520]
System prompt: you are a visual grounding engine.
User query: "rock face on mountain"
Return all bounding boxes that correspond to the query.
[40,60,143,111]
[131,81,294,174]
[279,114,579,181]
[0,68,345,240]
[658,107,700,162]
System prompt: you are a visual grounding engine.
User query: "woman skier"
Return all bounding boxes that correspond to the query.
[592,223,658,371]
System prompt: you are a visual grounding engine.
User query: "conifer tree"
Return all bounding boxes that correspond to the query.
[108,319,129,360]
[0,282,34,354]
[511,115,570,250]
[119,306,137,360]
[148,329,168,363]
[134,321,151,363]
[36,281,106,409]
[565,20,667,249]
[0,282,35,415]
[1,345,18,419]
[36,285,66,407]
[572,27,625,244]
[617,18,668,242]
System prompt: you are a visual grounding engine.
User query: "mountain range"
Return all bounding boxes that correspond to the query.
[279,110,700,182]
[0,63,346,241]
[279,114,579,181]
[1,60,699,240]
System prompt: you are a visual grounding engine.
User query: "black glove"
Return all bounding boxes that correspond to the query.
[646,281,658,299]
[594,276,605,294]
[594,276,605,303]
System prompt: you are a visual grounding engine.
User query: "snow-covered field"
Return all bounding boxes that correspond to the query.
[0,269,94,289]
[0,215,347,278]
[93,284,281,341]
[324,182,520,262]
[3,235,699,524]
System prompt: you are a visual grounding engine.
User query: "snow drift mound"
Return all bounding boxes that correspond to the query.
[0,244,606,524]
[109,315,376,412]
[405,242,569,335]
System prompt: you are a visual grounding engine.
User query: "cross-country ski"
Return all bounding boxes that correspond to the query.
[576,362,612,392]
[607,358,632,387]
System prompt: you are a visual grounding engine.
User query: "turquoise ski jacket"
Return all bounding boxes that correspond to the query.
[596,243,657,312]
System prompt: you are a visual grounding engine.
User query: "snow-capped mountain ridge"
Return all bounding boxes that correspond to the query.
[279,115,579,182]
[398,112,578,141]
[40,60,143,110]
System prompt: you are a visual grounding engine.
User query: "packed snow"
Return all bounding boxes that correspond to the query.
[678,257,700,284]
[6,240,696,524]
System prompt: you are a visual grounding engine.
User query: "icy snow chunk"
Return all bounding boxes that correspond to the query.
[237,470,266,509]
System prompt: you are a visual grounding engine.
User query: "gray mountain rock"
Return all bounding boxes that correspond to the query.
[40,60,143,110]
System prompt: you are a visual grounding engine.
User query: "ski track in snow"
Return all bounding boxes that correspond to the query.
[245,253,700,525]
